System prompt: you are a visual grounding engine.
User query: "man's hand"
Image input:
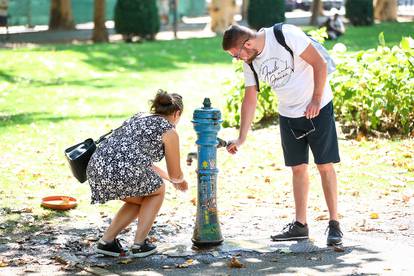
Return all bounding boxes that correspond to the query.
[226,138,243,154]
[173,180,188,192]
[304,99,321,119]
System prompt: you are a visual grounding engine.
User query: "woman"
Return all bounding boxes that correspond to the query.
[86,90,188,258]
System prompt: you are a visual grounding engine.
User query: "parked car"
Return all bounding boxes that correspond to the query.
[296,0,343,11]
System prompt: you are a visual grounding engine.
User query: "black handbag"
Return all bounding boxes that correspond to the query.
[64,130,115,183]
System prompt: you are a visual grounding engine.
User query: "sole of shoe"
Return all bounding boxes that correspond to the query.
[271,236,309,242]
[327,241,343,246]
[96,248,123,257]
[130,248,157,258]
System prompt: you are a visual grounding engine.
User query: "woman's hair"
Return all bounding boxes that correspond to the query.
[150,89,183,116]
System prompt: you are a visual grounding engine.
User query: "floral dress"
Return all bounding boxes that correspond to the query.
[86,113,174,204]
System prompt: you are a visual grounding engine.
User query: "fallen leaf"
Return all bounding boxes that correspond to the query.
[370,212,379,219]
[118,259,133,265]
[228,256,245,268]
[398,225,409,231]
[356,132,366,142]
[148,236,158,243]
[247,195,255,199]
[185,259,194,265]
[402,195,410,203]
[190,198,196,206]
[264,177,271,184]
[332,245,345,252]
[315,214,328,221]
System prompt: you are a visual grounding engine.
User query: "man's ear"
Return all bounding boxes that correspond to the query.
[244,39,253,49]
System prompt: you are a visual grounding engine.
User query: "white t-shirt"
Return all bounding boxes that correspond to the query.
[243,24,333,118]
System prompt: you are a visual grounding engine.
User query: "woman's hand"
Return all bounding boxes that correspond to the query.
[173,180,188,192]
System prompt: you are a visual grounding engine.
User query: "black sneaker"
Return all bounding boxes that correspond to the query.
[326,220,343,246]
[96,238,127,257]
[271,221,309,241]
[130,239,157,257]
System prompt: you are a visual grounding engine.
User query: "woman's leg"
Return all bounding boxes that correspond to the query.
[101,197,142,242]
[134,184,166,244]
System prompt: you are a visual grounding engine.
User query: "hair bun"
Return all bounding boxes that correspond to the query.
[155,90,172,106]
[150,89,184,116]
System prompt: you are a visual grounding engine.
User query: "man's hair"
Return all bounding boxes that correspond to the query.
[222,25,256,51]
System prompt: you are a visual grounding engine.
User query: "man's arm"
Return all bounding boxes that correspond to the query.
[227,85,258,154]
[299,43,327,119]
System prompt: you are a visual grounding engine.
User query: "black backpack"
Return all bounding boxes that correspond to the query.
[248,23,336,91]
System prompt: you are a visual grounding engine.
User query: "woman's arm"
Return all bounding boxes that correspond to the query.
[152,165,170,180]
[162,128,188,191]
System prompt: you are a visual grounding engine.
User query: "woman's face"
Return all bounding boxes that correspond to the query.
[172,110,182,125]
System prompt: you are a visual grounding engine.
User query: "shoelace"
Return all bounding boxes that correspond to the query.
[114,238,125,252]
[282,222,296,233]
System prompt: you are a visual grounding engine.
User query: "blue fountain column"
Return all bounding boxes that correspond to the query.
[191,98,224,246]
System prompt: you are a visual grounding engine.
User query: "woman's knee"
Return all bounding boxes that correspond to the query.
[123,197,143,205]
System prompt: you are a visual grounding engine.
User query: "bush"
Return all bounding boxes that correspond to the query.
[222,61,278,128]
[247,0,285,30]
[345,0,374,26]
[114,0,160,40]
[331,36,414,136]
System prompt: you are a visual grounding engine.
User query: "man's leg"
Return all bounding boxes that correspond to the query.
[271,116,310,241]
[316,163,338,221]
[292,163,310,225]
[317,162,342,245]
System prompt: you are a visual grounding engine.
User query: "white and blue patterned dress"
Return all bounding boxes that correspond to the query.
[86,113,174,204]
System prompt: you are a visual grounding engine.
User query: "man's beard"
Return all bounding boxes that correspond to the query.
[245,48,259,64]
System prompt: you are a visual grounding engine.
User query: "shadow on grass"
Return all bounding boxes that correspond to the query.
[26,37,230,73]
[0,112,129,127]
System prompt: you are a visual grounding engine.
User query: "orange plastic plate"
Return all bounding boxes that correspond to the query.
[41,196,77,211]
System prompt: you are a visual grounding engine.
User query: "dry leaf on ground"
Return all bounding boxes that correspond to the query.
[333,245,345,252]
[228,256,245,268]
[315,214,329,221]
[370,212,379,219]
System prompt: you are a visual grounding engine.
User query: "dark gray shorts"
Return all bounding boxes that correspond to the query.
[279,101,340,166]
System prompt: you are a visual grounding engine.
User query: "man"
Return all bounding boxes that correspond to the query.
[222,24,343,246]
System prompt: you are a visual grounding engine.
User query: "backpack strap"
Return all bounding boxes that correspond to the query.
[247,62,260,92]
[273,23,294,63]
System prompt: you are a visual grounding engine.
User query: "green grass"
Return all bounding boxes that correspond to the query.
[1,22,413,237]
[311,22,414,51]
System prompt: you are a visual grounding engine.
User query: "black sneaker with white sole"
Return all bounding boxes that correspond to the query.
[96,238,127,257]
[130,239,157,257]
[326,220,343,246]
[271,221,309,241]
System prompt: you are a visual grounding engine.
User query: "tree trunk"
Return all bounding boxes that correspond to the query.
[242,0,249,20]
[208,0,236,34]
[374,0,398,21]
[309,0,323,26]
[92,0,109,43]
[49,0,75,30]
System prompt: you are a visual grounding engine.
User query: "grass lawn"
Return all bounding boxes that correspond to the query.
[0,22,413,237]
